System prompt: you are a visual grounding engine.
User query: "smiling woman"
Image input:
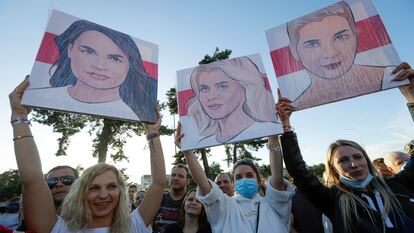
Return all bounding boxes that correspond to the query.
[9,79,166,233]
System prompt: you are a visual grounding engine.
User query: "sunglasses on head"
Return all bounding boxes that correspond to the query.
[46,175,75,189]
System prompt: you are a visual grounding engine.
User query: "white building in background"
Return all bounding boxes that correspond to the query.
[140,174,170,190]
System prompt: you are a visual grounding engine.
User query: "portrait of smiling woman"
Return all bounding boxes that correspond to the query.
[184,56,280,148]
[23,14,158,122]
[285,1,403,109]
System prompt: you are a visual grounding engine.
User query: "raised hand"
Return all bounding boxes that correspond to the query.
[275,89,295,129]
[393,62,414,102]
[144,105,161,134]
[9,76,31,119]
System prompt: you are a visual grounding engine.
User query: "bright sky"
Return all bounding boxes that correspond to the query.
[1,0,413,185]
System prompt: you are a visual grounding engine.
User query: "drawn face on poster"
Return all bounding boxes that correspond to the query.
[288,2,358,80]
[22,10,158,122]
[266,0,406,110]
[177,55,282,151]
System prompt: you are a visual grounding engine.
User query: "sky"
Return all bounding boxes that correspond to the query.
[1,0,413,186]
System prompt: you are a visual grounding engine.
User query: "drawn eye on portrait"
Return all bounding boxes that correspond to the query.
[177,54,283,151]
[22,9,159,123]
[265,0,408,110]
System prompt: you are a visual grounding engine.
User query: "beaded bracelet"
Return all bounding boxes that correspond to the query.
[10,118,31,126]
[146,132,160,140]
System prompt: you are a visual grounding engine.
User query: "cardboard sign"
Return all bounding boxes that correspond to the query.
[22,9,159,122]
[266,0,407,110]
[177,54,282,151]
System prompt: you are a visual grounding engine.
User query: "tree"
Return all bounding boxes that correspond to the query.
[209,161,224,180]
[166,47,232,179]
[0,169,22,202]
[32,105,173,164]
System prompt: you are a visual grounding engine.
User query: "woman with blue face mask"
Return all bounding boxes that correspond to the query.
[175,122,295,233]
[276,76,414,233]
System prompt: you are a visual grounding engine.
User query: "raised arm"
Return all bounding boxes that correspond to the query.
[139,106,166,226]
[175,122,211,195]
[276,91,333,215]
[268,135,285,190]
[9,78,57,233]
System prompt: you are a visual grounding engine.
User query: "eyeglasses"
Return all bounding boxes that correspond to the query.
[46,176,75,189]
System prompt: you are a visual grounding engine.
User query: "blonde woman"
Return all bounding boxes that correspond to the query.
[187,56,279,145]
[9,78,165,233]
[276,63,414,233]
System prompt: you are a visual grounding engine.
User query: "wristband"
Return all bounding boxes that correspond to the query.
[266,144,281,152]
[13,135,33,141]
[146,132,160,140]
[10,118,31,126]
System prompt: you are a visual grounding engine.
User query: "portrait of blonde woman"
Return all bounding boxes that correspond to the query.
[178,55,281,150]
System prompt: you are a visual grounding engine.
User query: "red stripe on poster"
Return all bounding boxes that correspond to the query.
[178,89,195,116]
[270,47,304,77]
[356,15,391,53]
[270,15,392,77]
[35,32,60,64]
[263,75,271,91]
[142,61,158,80]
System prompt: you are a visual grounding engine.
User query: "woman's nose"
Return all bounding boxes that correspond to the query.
[321,43,339,58]
[92,57,108,71]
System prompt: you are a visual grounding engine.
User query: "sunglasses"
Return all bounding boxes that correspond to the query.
[46,175,75,189]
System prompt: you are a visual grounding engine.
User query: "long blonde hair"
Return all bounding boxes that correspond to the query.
[325,139,402,232]
[187,56,277,137]
[60,163,132,233]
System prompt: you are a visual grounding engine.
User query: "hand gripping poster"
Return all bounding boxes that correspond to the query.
[177,54,282,151]
[265,0,408,110]
[22,9,159,122]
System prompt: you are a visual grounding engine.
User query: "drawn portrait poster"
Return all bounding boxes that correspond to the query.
[177,54,282,151]
[265,0,408,110]
[22,9,159,122]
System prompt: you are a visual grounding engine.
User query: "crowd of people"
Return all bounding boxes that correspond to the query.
[3,61,414,233]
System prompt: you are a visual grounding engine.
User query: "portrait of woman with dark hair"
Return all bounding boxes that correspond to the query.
[23,12,158,122]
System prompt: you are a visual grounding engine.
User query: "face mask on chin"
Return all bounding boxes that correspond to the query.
[235,178,259,198]
[339,173,374,189]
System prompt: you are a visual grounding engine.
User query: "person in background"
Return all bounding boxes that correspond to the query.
[372,158,394,178]
[164,190,212,233]
[214,173,234,197]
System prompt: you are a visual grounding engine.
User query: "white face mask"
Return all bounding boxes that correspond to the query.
[400,161,408,171]
[339,173,374,189]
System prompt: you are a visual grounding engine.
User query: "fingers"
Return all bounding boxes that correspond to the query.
[393,69,409,81]
[392,62,410,74]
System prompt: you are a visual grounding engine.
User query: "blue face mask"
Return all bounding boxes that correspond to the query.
[339,173,374,189]
[235,178,258,198]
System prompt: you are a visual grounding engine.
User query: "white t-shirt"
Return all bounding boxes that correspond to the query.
[22,86,140,121]
[51,209,150,233]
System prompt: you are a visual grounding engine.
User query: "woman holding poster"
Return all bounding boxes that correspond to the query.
[9,78,166,233]
[277,62,414,233]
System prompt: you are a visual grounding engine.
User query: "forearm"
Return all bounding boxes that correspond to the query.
[148,137,166,188]
[13,124,44,184]
[183,151,211,195]
[268,135,285,190]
